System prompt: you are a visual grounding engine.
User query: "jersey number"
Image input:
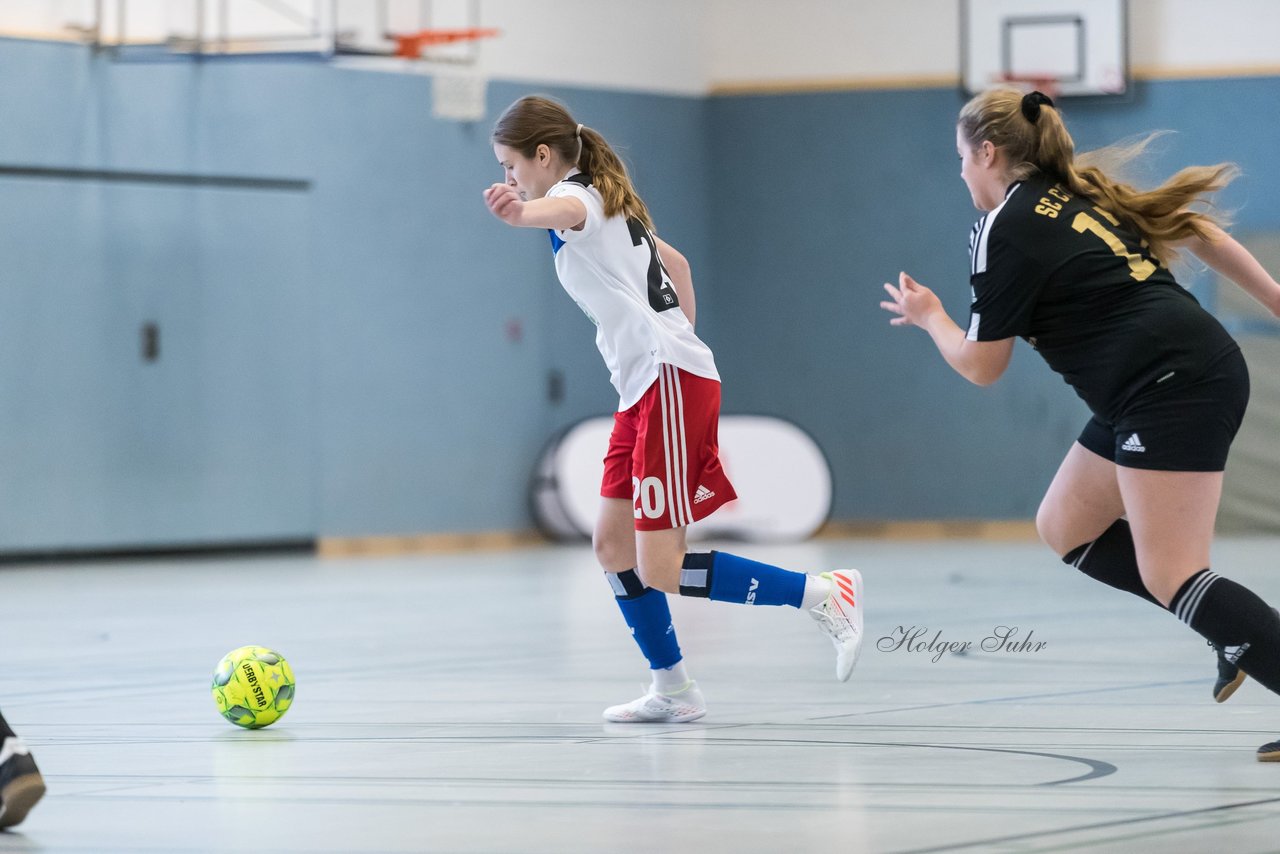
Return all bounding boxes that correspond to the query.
[633,476,666,520]
[627,219,680,313]
[1071,208,1157,282]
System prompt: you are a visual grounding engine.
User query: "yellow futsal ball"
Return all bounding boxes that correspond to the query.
[211,646,295,729]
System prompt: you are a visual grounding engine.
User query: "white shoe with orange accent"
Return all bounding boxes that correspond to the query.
[810,569,864,682]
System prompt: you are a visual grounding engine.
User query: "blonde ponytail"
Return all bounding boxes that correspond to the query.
[959,88,1236,266]
[577,126,653,230]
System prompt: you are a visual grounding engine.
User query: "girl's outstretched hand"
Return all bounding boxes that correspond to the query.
[880,271,943,328]
[484,183,525,226]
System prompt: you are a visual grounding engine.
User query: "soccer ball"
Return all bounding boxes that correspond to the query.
[212,646,295,729]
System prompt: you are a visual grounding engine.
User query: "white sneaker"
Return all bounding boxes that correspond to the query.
[602,681,707,723]
[810,569,864,682]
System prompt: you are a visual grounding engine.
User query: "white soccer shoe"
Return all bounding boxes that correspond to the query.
[810,569,864,682]
[602,681,707,723]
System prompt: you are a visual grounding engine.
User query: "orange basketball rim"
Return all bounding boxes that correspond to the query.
[391,28,501,58]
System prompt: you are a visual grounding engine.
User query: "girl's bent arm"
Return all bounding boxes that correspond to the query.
[483,183,586,231]
[519,196,588,231]
[1179,223,1280,317]
[919,312,1015,387]
[655,237,696,327]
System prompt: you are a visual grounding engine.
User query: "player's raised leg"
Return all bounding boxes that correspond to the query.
[633,366,864,682]
[1038,432,1160,602]
[635,529,864,682]
[1037,437,1126,563]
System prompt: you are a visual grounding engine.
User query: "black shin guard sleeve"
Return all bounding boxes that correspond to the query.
[678,551,715,598]
[1171,569,1280,695]
[607,568,648,600]
[1062,520,1159,605]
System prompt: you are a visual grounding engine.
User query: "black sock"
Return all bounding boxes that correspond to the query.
[1170,569,1280,695]
[1062,520,1159,605]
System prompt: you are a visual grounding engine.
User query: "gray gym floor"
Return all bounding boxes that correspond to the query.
[3,536,1280,853]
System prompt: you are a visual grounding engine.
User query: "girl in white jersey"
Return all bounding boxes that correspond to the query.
[484,95,864,722]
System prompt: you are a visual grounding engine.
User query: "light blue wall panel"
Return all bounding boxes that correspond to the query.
[0,178,313,549]
[0,38,316,550]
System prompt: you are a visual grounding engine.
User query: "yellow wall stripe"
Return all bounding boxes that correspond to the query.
[709,66,1280,97]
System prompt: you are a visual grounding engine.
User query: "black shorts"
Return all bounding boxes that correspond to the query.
[1077,347,1250,472]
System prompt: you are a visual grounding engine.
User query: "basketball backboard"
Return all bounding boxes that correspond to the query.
[67,0,485,65]
[961,0,1129,98]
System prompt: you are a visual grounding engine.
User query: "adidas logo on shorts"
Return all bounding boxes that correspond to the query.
[1122,433,1146,453]
[693,485,716,504]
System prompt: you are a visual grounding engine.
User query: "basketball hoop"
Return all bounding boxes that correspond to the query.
[389,27,499,59]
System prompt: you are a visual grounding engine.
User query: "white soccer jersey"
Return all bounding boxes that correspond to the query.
[545,171,719,411]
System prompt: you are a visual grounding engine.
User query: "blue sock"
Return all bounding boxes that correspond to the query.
[678,551,806,608]
[608,569,682,670]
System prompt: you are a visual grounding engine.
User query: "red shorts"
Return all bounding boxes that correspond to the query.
[601,364,737,531]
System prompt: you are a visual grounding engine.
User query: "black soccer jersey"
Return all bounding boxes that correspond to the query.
[967,171,1239,421]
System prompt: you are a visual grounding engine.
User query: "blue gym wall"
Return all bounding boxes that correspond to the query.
[0,38,709,550]
[0,36,1276,549]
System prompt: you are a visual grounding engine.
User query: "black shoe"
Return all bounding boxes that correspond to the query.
[0,737,45,830]
[1257,738,1280,762]
[1211,608,1280,703]
[1212,640,1248,703]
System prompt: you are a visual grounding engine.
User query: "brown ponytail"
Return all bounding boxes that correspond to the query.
[958,88,1236,266]
[491,95,654,230]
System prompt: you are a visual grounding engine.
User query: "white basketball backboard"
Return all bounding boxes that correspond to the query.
[60,0,484,65]
[961,0,1129,97]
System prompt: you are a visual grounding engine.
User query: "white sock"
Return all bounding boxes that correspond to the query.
[801,574,832,610]
[652,659,691,693]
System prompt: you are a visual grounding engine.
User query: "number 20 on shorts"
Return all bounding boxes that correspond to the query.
[632,476,666,520]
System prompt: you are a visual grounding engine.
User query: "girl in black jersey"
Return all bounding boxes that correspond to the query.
[881,87,1280,761]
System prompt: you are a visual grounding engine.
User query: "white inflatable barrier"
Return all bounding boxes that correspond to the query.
[532,415,833,542]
